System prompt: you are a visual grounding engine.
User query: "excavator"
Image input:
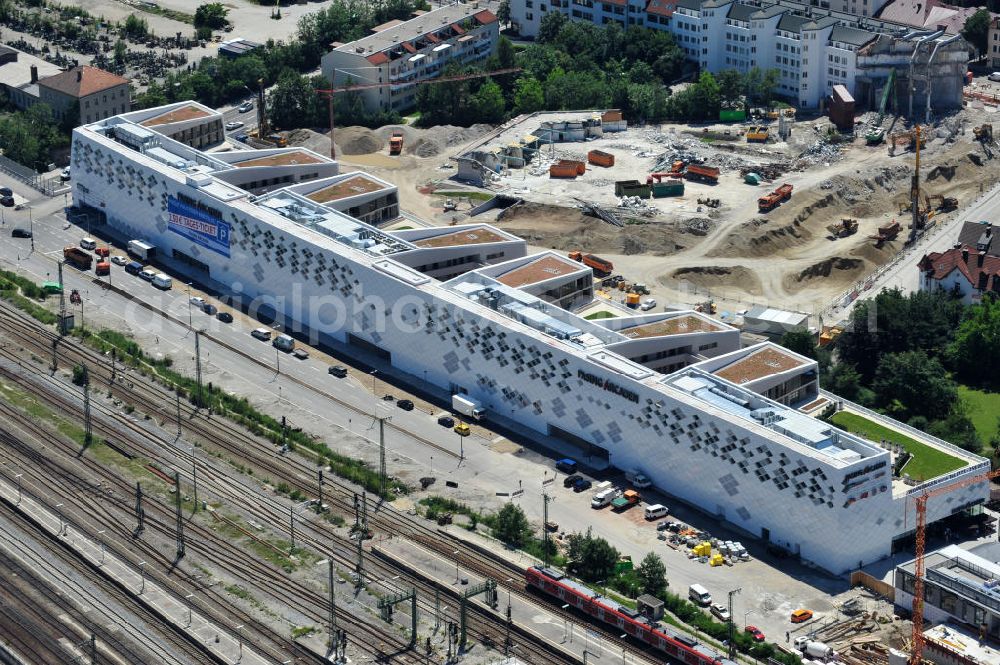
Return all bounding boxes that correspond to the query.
[925,194,958,212]
[866,69,896,145]
[888,128,925,156]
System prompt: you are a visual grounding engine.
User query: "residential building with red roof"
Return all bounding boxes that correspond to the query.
[919,238,1000,305]
[38,65,130,125]
[320,3,498,114]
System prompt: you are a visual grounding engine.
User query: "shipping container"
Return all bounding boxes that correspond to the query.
[652,179,684,197]
[549,159,586,178]
[614,179,651,198]
[683,165,719,183]
[719,109,746,122]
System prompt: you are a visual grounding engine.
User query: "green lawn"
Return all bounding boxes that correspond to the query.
[958,385,1000,442]
[434,191,494,201]
[829,411,967,481]
[584,310,618,320]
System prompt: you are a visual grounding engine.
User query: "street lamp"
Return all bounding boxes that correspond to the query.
[27,206,33,252]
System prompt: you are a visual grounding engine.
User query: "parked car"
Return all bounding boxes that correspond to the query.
[225,121,244,131]
[639,298,657,311]
[292,348,309,360]
[189,296,206,309]
[0,187,12,197]
[234,133,250,143]
[989,72,1000,82]
[11,228,31,238]
[80,237,97,250]
[238,101,254,113]
[202,303,218,315]
[328,365,348,378]
[437,415,455,428]
[572,478,592,492]
[125,261,143,276]
[216,311,233,323]
[563,474,582,488]
[251,327,272,341]
[555,458,578,474]
[396,398,414,411]
[0,196,13,207]
[454,422,470,436]
[745,626,765,642]
[790,609,813,624]
[60,167,71,181]
[710,604,731,622]
[110,255,129,266]
[138,268,156,281]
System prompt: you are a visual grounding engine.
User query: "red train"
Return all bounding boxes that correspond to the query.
[526,566,737,665]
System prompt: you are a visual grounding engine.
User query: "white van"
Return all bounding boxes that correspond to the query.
[688,584,712,606]
[251,328,272,341]
[644,504,668,520]
[591,488,617,509]
[151,273,172,290]
[80,237,97,250]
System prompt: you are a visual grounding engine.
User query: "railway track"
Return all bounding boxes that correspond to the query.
[0,298,661,664]
[0,399,423,665]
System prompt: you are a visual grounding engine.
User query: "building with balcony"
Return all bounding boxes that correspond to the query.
[509,0,969,111]
[321,3,499,115]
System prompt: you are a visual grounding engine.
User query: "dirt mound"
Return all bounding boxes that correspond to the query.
[707,218,809,258]
[664,265,762,296]
[794,193,837,223]
[495,203,698,256]
[927,164,957,181]
[783,257,865,293]
[407,137,441,157]
[337,127,382,155]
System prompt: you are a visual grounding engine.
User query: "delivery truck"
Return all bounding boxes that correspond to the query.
[127,240,157,261]
[452,394,485,420]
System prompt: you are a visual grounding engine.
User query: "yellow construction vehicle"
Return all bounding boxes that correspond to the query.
[974,123,993,143]
[826,218,859,238]
[925,194,958,212]
[746,126,769,143]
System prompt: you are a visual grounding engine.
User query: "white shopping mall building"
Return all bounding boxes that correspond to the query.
[70,101,989,574]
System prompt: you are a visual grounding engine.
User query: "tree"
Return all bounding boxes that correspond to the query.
[194,2,229,30]
[948,296,1000,388]
[492,503,531,547]
[537,11,567,43]
[636,552,668,599]
[963,8,991,56]
[268,69,321,130]
[497,0,511,27]
[514,76,545,114]
[779,330,818,360]
[472,79,506,123]
[496,36,516,69]
[928,405,982,454]
[871,350,956,421]
[123,14,149,39]
[566,528,619,583]
[716,69,744,109]
[823,362,866,403]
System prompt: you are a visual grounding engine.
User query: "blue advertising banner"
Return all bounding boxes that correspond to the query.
[167,196,231,258]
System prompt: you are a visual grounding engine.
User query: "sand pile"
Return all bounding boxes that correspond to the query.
[338,127,382,155]
[666,266,762,295]
[784,257,865,292]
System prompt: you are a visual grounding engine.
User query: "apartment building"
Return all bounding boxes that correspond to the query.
[38,66,130,125]
[321,3,499,115]
[510,0,968,111]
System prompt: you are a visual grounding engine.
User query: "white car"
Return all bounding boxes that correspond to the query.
[110,255,129,266]
[639,298,657,311]
[138,268,157,282]
[60,167,71,181]
[189,296,206,310]
[238,101,253,113]
[80,237,97,250]
[710,604,731,622]
[989,72,1000,82]
[225,121,244,131]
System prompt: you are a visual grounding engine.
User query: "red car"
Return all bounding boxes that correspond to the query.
[745,625,765,642]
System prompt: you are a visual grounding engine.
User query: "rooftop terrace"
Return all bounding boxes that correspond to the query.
[714,346,807,385]
[620,314,724,339]
[306,174,388,203]
[141,104,211,127]
[233,151,324,168]
[411,227,510,248]
[495,255,584,287]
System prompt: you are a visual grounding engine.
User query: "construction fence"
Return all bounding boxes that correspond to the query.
[0,154,63,197]
[850,571,895,602]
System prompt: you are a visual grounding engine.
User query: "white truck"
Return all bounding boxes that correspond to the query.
[128,239,157,261]
[452,395,485,420]
[625,469,652,489]
[794,637,835,660]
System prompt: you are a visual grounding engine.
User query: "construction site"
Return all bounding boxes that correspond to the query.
[306,97,1000,328]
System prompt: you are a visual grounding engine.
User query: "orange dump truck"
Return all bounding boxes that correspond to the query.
[758,183,793,212]
[550,160,586,178]
[683,164,720,183]
[568,251,614,275]
[63,247,93,270]
[587,150,615,167]
[389,131,403,155]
